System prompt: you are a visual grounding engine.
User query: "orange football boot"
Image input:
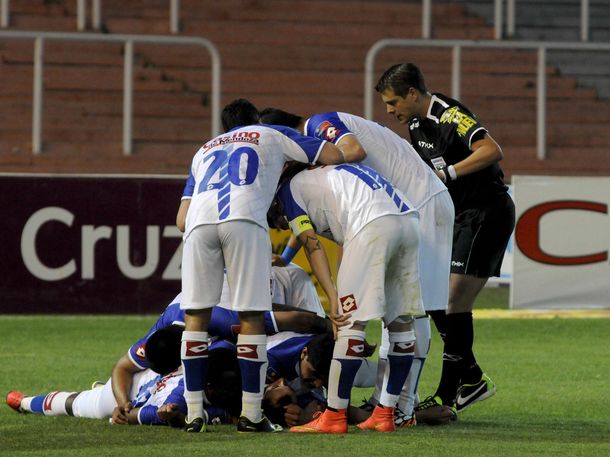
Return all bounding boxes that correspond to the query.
[6,390,25,413]
[289,408,348,433]
[357,405,396,432]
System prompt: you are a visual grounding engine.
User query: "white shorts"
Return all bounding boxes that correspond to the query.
[71,370,157,419]
[181,220,272,312]
[337,214,423,325]
[417,190,454,311]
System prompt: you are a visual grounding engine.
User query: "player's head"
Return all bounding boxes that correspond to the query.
[221,98,260,132]
[376,63,427,97]
[267,195,288,230]
[375,63,428,124]
[259,108,304,131]
[300,332,334,389]
[262,378,298,426]
[145,324,183,375]
[205,346,242,417]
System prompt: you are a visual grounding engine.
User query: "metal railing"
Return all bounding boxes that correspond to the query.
[0,30,221,155]
[0,1,596,41]
[364,38,610,160]
[1,0,181,33]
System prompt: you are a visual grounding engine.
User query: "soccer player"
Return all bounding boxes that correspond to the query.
[269,161,423,433]
[260,108,455,426]
[375,63,515,415]
[111,266,331,426]
[179,98,344,433]
[6,326,234,427]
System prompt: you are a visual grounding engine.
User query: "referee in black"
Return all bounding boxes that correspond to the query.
[375,63,515,419]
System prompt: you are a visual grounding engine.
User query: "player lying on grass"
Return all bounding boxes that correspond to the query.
[6,326,238,427]
[111,264,332,425]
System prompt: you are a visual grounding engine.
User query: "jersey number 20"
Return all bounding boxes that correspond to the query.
[197,147,259,219]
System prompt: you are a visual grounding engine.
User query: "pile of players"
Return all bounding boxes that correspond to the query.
[6,63,514,434]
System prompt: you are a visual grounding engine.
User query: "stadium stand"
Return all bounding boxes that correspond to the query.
[1,0,609,177]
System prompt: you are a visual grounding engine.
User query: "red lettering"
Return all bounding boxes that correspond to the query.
[515,200,608,265]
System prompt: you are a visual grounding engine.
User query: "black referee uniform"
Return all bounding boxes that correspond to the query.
[407,93,515,278]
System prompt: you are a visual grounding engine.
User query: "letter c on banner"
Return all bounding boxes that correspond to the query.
[21,207,76,281]
[515,200,608,265]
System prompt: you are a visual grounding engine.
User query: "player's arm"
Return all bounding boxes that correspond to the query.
[176,198,191,233]
[273,310,332,334]
[110,354,142,424]
[274,234,302,267]
[296,228,350,332]
[439,133,502,182]
[337,134,367,162]
[316,142,345,165]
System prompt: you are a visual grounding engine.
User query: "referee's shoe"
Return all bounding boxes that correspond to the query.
[455,373,496,412]
[237,415,283,433]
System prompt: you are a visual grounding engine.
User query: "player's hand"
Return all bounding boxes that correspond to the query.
[111,401,132,425]
[283,403,303,426]
[157,403,178,421]
[272,254,286,267]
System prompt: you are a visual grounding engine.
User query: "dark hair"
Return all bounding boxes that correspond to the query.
[145,325,183,375]
[221,98,260,132]
[259,108,303,129]
[206,347,242,417]
[304,332,335,385]
[375,63,427,97]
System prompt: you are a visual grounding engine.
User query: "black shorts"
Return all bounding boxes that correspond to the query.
[451,193,515,278]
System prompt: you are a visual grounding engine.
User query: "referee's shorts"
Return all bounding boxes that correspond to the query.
[451,193,515,278]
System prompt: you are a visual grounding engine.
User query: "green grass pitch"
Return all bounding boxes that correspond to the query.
[1,291,608,456]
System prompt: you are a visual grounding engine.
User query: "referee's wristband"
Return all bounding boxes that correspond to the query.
[441,165,457,182]
[280,245,298,265]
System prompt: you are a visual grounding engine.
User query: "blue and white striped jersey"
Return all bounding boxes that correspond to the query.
[184,125,325,236]
[305,112,447,210]
[277,164,417,245]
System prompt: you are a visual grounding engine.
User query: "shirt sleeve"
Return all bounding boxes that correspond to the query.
[182,169,195,200]
[127,301,184,369]
[265,125,326,164]
[277,181,314,237]
[439,105,487,149]
[305,112,353,145]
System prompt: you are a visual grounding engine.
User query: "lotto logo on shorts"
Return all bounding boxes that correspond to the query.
[185,341,208,357]
[340,294,358,313]
[346,339,365,357]
[393,341,415,354]
[237,344,259,359]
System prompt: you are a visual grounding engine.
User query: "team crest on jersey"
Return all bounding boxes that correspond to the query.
[340,294,358,313]
[346,339,365,357]
[237,344,259,359]
[315,121,339,141]
[135,343,146,360]
[185,341,208,357]
[440,106,477,137]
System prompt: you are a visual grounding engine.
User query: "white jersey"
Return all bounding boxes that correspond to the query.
[184,124,326,238]
[305,112,446,209]
[278,164,417,245]
[271,263,325,317]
